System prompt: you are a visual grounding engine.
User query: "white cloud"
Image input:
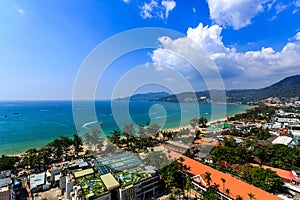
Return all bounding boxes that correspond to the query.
[140,0,158,19]
[151,23,300,89]
[292,0,300,13]
[16,8,25,15]
[206,0,269,30]
[161,0,176,19]
[165,77,175,81]
[192,8,196,13]
[275,2,290,13]
[123,0,130,3]
[186,23,228,54]
[140,0,176,21]
[295,32,300,40]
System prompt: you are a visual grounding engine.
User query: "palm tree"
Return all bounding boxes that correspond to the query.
[199,117,208,128]
[221,178,226,193]
[248,193,255,200]
[220,177,226,200]
[111,129,121,144]
[204,171,212,187]
[225,188,230,197]
[236,195,243,200]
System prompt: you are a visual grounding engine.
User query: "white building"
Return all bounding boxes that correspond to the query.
[272,136,294,146]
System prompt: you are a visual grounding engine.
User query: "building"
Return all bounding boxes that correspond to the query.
[29,172,51,194]
[179,155,282,200]
[0,185,13,200]
[117,167,163,200]
[68,159,89,169]
[0,171,13,200]
[94,152,164,200]
[271,136,294,146]
[46,168,62,186]
[277,118,300,125]
[60,168,111,200]
[94,152,143,175]
[0,170,11,188]
[59,174,75,200]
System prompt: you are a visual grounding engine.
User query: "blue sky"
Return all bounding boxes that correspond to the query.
[0,0,300,100]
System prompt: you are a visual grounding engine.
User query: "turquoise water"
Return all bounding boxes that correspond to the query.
[0,101,251,155]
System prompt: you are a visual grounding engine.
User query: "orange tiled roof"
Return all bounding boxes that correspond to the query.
[179,156,282,200]
[194,139,220,147]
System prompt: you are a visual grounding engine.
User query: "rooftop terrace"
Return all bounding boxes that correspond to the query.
[114,167,149,187]
[75,173,107,198]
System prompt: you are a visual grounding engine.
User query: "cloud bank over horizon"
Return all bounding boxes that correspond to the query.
[151,22,300,89]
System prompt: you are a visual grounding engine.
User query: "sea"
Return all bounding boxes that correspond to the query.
[0,100,251,155]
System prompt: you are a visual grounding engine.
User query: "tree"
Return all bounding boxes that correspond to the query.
[174,188,183,199]
[123,123,135,138]
[202,188,221,200]
[73,134,83,154]
[225,188,230,197]
[190,118,198,128]
[248,193,255,200]
[0,155,19,171]
[204,171,212,187]
[160,161,181,193]
[84,132,91,144]
[199,117,208,128]
[221,178,226,194]
[110,129,121,144]
[238,164,283,192]
[147,123,160,136]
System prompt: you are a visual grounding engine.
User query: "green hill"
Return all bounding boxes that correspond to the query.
[226,75,300,102]
[157,75,300,103]
[118,75,300,103]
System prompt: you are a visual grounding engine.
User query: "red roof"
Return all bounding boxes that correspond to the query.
[180,156,282,200]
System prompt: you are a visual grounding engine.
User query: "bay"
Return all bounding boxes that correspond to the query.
[0,100,251,155]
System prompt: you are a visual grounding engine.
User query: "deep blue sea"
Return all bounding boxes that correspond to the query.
[0,101,251,155]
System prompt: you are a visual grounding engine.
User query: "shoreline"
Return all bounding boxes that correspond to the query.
[1,105,252,157]
[4,117,226,158]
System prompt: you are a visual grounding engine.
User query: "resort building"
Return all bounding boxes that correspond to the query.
[179,156,282,200]
[94,152,164,200]
[94,152,143,174]
[60,168,112,200]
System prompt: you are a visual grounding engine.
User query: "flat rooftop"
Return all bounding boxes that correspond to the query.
[100,173,120,190]
[29,172,45,189]
[272,136,293,145]
[0,178,11,187]
[74,168,94,178]
[94,152,142,175]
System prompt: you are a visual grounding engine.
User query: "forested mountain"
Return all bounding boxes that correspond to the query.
[119,75,300,103]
